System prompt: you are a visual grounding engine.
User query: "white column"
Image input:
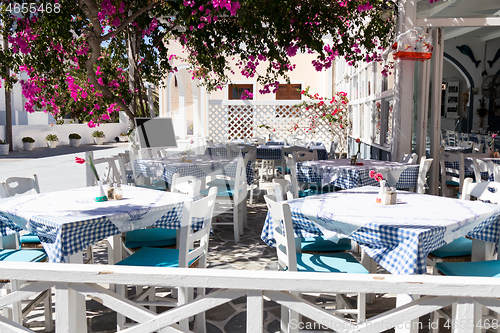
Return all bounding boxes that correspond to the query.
[429,28,444,195]
[391,0,416,162]
[415,59,431,161]
[176,70,189,139]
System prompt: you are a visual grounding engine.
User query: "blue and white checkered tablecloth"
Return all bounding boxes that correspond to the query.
[135,155,254,185]
[0,186,196,263]
[445,158,500,180]
[207,144,328,161]
[296,159,419,189]
[261,186,500,275]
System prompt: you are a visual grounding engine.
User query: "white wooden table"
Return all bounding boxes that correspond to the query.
[0,186,194,333]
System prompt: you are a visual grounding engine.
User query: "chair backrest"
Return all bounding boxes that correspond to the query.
[85,151,122,186]
[329,141,339,159]
[249,136,266,145]
[285,156,299,199]
[226,143,256,158]
[473,142,483,153]
[117,152,134,185]
[287,135,305,146]
[0,182,10,198]
[471,158,487,183]
[439,147,466,196]
[4,175,40,197]
[400,153,418,164]
[461,178,500,203]
[488,161,500,182]
[264,194,297,271]
[231,156,250,205]
[446,130,457,146]
[292,150,318,162]
[283,145,309,158]
[416,157,433,194]
[178,187,217,268]
[171,173,201,196]
[273,179,293,202]
[459,141,474,149]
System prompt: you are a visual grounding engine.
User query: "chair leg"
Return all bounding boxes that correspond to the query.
[44,290,54,332]
[116,284,127,330]
[357,293,366,323]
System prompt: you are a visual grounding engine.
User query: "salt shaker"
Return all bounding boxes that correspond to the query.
[114,183,123,200]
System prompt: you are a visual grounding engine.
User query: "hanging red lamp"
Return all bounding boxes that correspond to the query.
[392,27,433,61]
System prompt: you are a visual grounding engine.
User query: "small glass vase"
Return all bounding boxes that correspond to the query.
[95,179,108,202]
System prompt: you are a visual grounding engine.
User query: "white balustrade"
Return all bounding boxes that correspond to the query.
[1,262,499,333]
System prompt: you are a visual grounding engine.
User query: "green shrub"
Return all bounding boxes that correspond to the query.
[91,130,105,138]
[22,137,35,143]
[69,133,81,140]
[45,134,58,141]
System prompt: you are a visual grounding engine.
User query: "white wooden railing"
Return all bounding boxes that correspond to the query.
[1,262,500,333]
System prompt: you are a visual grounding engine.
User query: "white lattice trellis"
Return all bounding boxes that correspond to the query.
[209,101,338,148]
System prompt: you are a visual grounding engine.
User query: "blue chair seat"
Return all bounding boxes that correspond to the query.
[200,186,234,197]
[298,189,317,197]
[0,249,47,262]
[300,237,351,253]
[19,233,41,244]
[115,246,195,267]
[296,252,369,274]
[124,228,177,248]
[137,180,169,191]
[430,237,472,258]
[445,180,459,186]
[436,260,500,277]
[207,179,235,187]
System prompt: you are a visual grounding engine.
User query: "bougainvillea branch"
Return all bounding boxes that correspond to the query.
[0,0,396,127]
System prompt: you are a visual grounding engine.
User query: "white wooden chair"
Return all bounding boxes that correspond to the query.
[329,141,339,159]
[416,157,433,194]
[292,150,318,162]
[117,152,135,185]
[473,142,484,153]
[458,140,474,149]
[85,152,122,186]
[123,174,202,254]
[116,188,217,332]
[249,136,266,145]
[488,161,500,182]
[200,156,249,242]
[400,153,418,164]
[0,176,53,331]
[264,195,368,332]
[432,178,500,332]
[439,148,465,197]
[4,174,40,196]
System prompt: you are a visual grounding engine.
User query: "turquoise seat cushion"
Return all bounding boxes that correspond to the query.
[298,189,317,198]
[296,252,369,274]
[436,260,500,277]
[300,237,351,252]
[19,233,41,244]
[200,186,235,197]
[0,249,47,262]
[124,228,177,248]
[207,179,235,187]
[430,237,472,258]
[445,180,459,186]
[115,246,195,267]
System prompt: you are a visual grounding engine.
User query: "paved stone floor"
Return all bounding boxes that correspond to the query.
[21,184,440,333]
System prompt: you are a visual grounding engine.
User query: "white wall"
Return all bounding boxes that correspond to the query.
[0,123,128,151]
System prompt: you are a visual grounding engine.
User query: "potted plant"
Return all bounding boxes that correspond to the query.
[68,133,82,147]
[45,134,58,148]
[0,139,9,155]
[119,132,128,142]
[22,137,35,151]
[91,130,105,145]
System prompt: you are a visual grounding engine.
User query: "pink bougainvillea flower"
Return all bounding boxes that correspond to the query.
[369,170,376,178]
[493,134,497,138]
[374,173,384,182]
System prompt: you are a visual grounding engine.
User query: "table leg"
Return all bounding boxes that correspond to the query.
[471,239,495,261]
[107,234,124,265]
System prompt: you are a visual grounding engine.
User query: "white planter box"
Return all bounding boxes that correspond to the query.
[69,139,81,147]
[23,142,34,151]
[47,140,58,149]
[0,144,9,155]
[93,137,105,145]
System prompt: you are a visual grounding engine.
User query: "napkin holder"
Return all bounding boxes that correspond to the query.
[381,187,397,205]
